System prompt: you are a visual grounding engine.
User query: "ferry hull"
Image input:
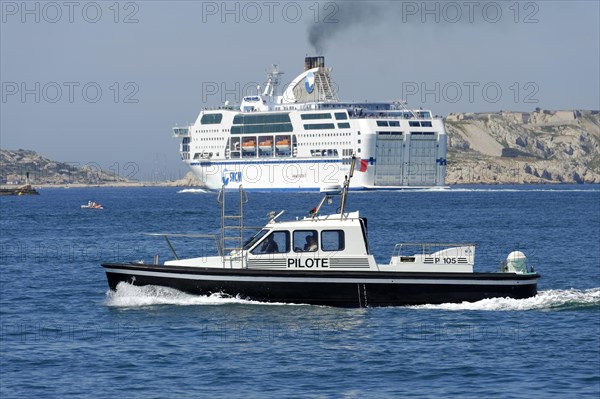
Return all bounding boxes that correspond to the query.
[102,263,538,307]
[188,161,446,191]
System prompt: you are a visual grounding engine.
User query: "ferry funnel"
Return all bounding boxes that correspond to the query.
[305,56,325,70]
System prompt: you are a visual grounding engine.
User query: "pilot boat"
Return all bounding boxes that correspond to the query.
[101,158,539,307]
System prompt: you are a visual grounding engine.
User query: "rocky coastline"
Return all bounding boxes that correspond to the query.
[445,109,599,184]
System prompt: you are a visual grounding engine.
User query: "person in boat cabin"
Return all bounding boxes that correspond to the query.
[304,235,318,252]
[260,235,278,254]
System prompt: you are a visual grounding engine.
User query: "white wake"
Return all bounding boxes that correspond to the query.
[410,288,600,311]
[105,282,284,307]
[176,188,211,194]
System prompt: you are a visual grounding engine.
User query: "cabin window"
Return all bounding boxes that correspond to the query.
[334,112,348,120]
[231,123,293,134]
[303,123,335,130]
[337,122,350,129]
[301,113,332,120]
[243,229,268,250]
[251,231,290,254]
[233,113,290,125]
[293,230,318,252]
[200,113,223,124]
[321,230,345,252]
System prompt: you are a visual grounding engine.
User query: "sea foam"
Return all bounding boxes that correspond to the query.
[410,288,600,311]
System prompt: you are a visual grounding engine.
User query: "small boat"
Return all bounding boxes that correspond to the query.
[101,157,539,307]
[81,201,103,210]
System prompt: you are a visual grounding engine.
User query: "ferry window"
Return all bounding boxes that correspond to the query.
[421,121,433,127]
[338,122,350,129]
[231,123,293,134]
[301,113,331,120]
[251,231,290,255]
[200,114,223,124]
[233,113,290,125]
[293,230,318,252]
[334,112,348,120]
[376,121,389,127]
[389,121,400,127]
[409,121,420,127]
[321,230,345,252]
[304,123,335,130]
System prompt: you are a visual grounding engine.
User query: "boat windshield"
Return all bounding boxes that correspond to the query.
[242,229,268,250]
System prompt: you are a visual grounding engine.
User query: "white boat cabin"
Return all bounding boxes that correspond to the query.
[164,209,475,273]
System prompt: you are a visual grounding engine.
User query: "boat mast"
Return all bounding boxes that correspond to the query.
[339,156,356,217]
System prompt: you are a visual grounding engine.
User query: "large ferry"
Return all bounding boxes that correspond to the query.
[173,56,448,190]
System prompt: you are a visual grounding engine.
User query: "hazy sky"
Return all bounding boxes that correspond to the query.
[1,0,599,180]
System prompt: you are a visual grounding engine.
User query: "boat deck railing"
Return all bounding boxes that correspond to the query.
[392,243,476,259]
[145,227,265,264]
[144,233,222,261]
[197,103,435,120]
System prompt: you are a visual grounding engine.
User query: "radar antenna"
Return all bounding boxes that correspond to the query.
[263,64,284,97]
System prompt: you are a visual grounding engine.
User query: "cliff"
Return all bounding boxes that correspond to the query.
[444,109,600,184]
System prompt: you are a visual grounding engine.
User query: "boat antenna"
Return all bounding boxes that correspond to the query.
[339,155,356,217]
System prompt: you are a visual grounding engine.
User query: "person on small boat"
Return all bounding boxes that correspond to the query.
[260,235,278,254]
[304,235,318,252]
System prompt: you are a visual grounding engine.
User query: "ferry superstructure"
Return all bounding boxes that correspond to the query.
[173,57,448,190]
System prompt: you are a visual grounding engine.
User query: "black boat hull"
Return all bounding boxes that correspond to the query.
[102,263,539,307]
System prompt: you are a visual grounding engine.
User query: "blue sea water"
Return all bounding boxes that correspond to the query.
[1,186,599,398]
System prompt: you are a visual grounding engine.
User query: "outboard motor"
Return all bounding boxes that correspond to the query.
[506,251,528,274]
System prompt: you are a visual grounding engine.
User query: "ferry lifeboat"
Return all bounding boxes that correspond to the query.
[258,139,273,151]
[241,140,256,152]
[275,138,290,150]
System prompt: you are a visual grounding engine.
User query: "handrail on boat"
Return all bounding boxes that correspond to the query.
[144,233,222,259]
[392,243,476,257]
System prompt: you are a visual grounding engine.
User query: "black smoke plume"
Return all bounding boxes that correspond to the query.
[308,2,384,54]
